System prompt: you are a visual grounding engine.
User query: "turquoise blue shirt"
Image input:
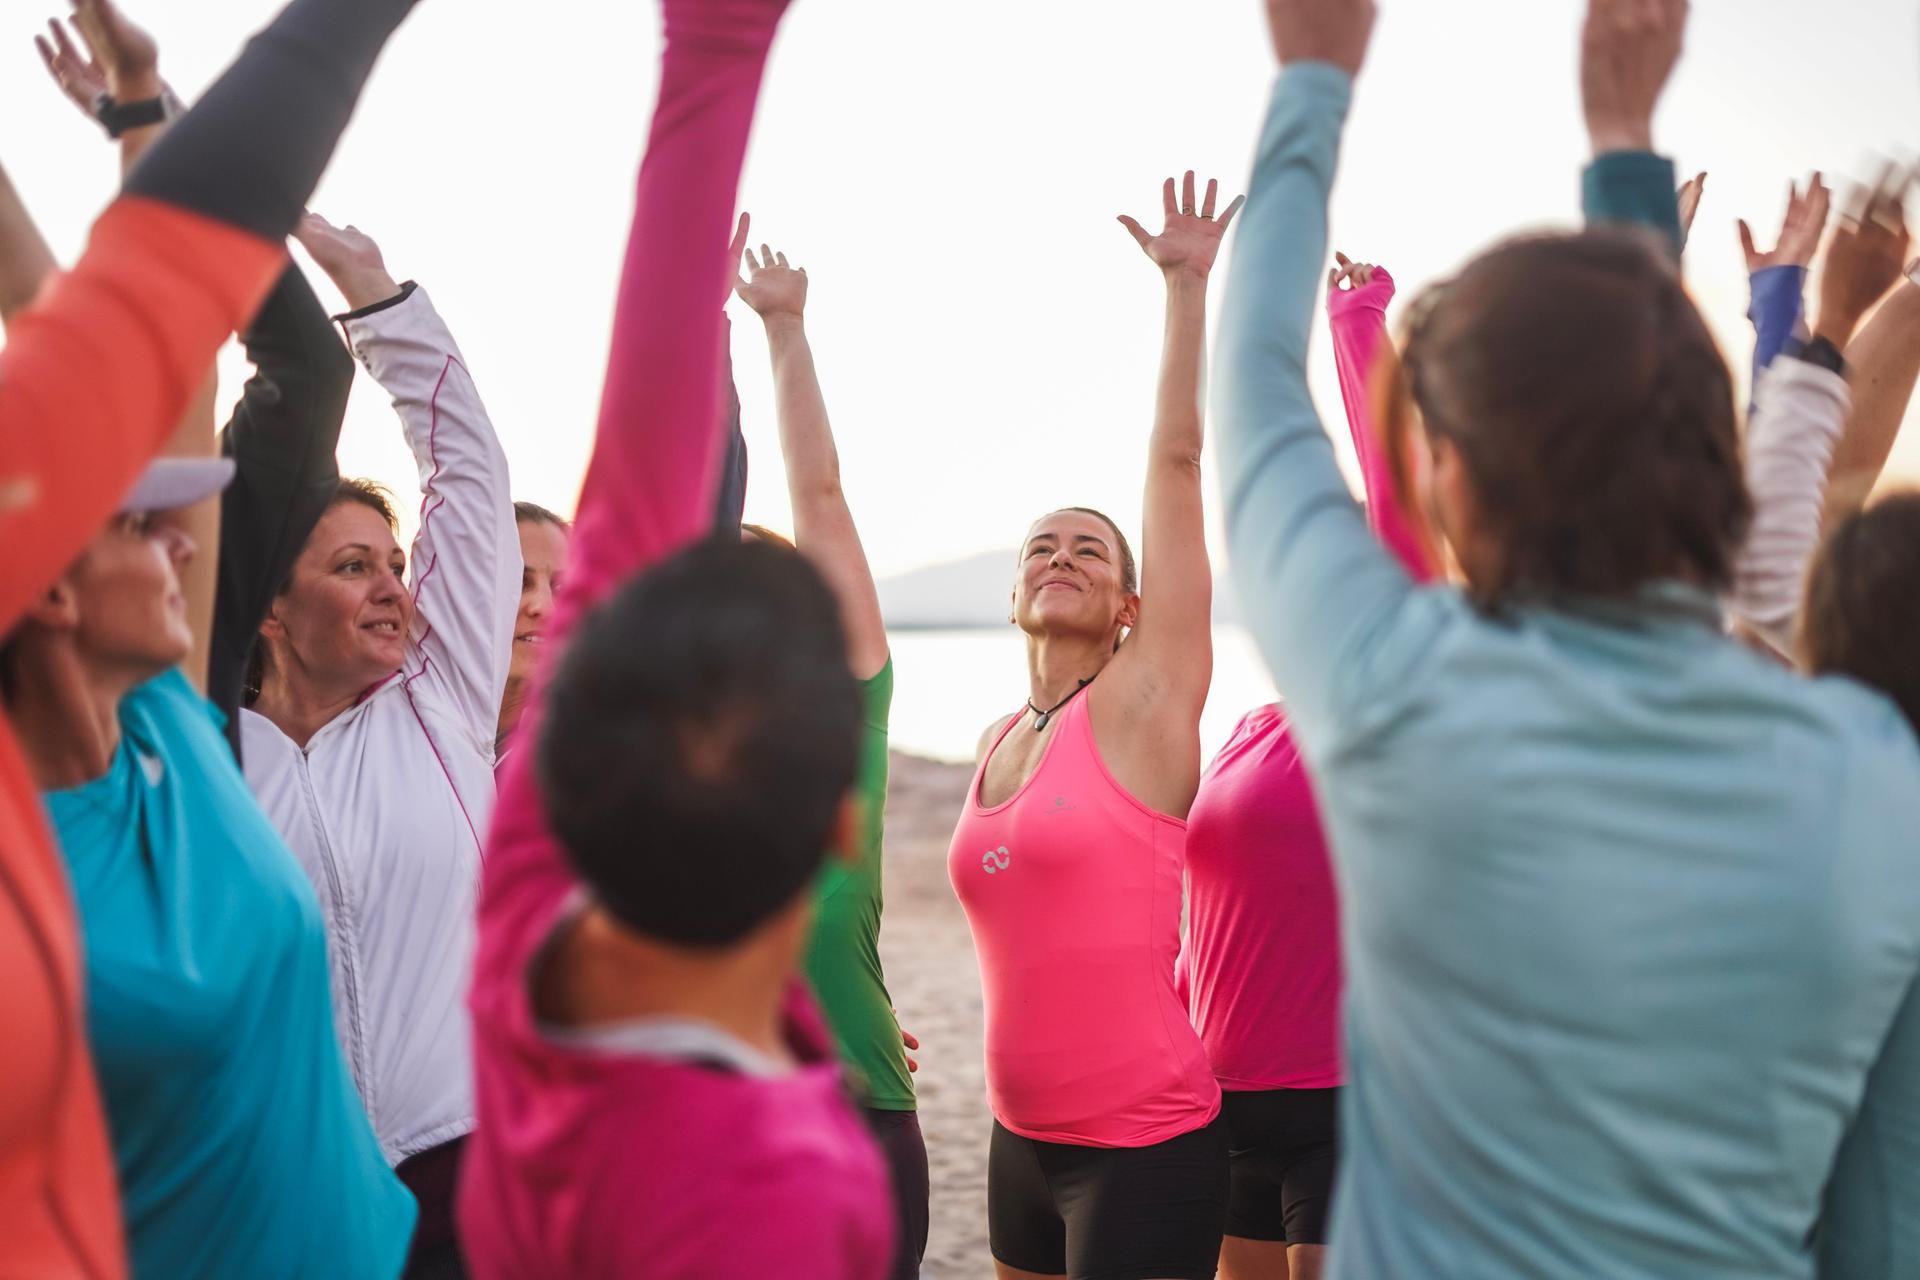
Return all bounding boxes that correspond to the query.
[45,670,414,1278]
[1215,63,1920,1279]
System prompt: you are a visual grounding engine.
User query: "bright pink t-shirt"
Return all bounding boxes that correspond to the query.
[950,694,1221,1147]
[1183,704,1339,1089]
[1181,270,1432,1092]
[460,2,891,1275]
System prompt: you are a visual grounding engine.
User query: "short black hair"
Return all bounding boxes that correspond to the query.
[537,537,861,947]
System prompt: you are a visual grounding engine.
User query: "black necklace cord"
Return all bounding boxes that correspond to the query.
[1026,675,1096,732]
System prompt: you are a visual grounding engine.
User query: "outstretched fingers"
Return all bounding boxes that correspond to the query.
[1117,214,1153,249]
[1216,193,1245,232]
[1181,170,1197,217]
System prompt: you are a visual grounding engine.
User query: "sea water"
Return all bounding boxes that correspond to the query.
[884,624,1280,765]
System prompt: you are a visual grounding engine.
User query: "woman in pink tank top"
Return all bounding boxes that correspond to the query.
[1182,258,1435,1280]
[948,172,1239,1280]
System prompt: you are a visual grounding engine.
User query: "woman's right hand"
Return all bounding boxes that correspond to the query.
[1739,174,1833,274]
[295,212,401,312]
[1813,173,1911,349]
[733,235,809,325]
[35,0,162,120]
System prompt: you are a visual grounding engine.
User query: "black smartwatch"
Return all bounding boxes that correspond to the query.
[92,92,174,140]
[1786,335,1846,378]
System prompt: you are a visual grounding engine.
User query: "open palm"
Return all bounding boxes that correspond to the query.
[734,240,808,321]
[1739,174,1832,273]
[1119,171,1245,278]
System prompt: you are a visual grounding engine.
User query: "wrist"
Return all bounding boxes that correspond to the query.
[1810,313,1862,351]
[113,71,164,104]
[760,312,806,338]
[1163,264,1211,292]
[1587,119,1654,155]
[336,271,402,312]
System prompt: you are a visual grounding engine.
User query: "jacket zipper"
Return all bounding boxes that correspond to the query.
[294,748,376,1122]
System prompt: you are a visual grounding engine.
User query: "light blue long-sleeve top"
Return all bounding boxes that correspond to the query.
[1215,62,1920,1279]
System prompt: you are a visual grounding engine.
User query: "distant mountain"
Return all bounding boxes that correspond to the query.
[878,550,1245,630]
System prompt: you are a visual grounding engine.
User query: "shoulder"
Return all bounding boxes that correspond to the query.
[124,669,223,741]
[975,712,1018,764]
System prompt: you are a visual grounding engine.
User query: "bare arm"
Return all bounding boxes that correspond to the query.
[0,164,57,325]
[1115,173,1243,708]
[1829,281,1920,521]
[733,233,888,680]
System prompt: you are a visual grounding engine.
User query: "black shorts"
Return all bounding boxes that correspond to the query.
[1220,1087,1341,1245]
[865,1109,929,1280]
[988,1112,1229,1280]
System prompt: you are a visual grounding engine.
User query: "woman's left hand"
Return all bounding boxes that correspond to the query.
[1118,171,1245,281]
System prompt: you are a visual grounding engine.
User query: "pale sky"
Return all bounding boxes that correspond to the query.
[4,0,1917,580]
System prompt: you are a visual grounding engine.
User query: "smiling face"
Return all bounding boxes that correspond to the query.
[511,516,569,687]
[1011,510,1139,644]
[51,512,196,680]
[262,498,411,696]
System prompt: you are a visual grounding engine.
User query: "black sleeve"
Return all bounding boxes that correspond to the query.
[210,265,353,760]
[711,314,749,533]
[123,0,418,240]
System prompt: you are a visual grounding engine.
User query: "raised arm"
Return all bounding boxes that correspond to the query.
[478,0,789,969]
[1738,176,1828,391]
[1216,0,1418,741]
[1112,172,1243,705]
[0,167,55,326]
[1728,185,1907,651]
[1326,256,1437,581]
[1826,278,1920,521]
[1578,0,1687,258]
[0,0,419,634]
[210,269,352,751]
[301,215,517,748]
[734,229,889,679]
[38,0,228,696]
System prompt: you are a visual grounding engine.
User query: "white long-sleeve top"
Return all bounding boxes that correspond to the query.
[1728,355,1851,655]
[242,283,517,1164]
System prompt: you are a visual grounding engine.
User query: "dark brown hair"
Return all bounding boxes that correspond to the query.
[337,476,401,533]
[1799,492,1920,737]
[514,500,570,531]
[244,477,403,703]
[1386,231,1750,607]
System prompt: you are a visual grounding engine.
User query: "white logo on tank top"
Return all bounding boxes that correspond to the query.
[982,846,1011,875]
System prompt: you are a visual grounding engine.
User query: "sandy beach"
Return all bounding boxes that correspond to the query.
[878,750,993,1278]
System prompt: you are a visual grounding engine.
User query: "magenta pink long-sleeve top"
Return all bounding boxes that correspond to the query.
[1182,268,1432,1092]
[458,4,891,1276]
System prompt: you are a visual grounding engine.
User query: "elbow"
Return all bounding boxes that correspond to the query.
[1151,445,1206,477]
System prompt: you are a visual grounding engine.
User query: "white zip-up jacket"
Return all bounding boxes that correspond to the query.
[242,283,517,1164]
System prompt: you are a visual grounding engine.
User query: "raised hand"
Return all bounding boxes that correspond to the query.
[1677,171,1706,247]
[733,231,808,324]
[1812,172,1911,348]
[1328,250,1390,295]
[294,212,399,312]
[1738,174,1833,273]
[1581,0,1688,154]
[1118,172,1245,281]
[34,0,160,111]
[1264,0,1376,74]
